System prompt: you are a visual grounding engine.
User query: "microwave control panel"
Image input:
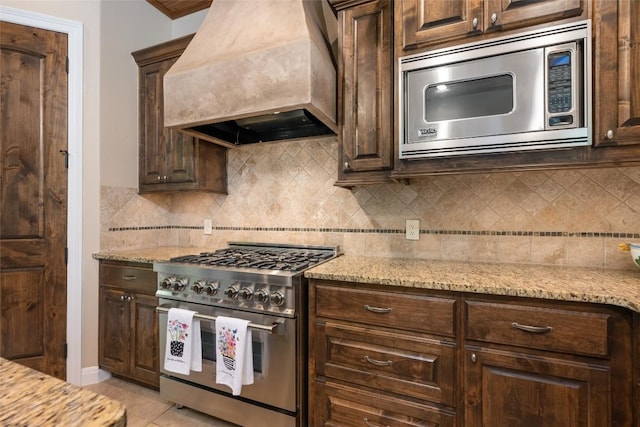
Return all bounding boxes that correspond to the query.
[545,42,580,129]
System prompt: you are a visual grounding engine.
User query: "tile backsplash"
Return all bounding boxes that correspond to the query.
[101,136,640,269]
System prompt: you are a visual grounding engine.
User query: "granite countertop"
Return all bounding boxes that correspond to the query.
[93,248,640,313]
[305,255,640,313]
[93,246,207,263]
[0,358,126,427]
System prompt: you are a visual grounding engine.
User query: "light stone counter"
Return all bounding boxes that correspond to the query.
[0,357,126,426]
[305,255,640,313]
[93,246,213,264]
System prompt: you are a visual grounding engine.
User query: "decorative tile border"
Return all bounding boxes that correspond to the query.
[107,225,640,239]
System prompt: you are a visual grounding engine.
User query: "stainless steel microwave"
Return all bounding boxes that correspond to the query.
[399,20,592,159]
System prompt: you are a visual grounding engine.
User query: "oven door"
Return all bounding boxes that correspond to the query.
[157,301,297,412]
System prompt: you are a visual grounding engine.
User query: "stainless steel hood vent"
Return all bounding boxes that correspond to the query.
[163,0,338,148]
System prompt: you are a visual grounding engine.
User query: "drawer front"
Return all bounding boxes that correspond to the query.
[100,263,157,294]
[315,283,456,336]
[465,300,610,357]
[316,321,456,405]
[314,380,456,427]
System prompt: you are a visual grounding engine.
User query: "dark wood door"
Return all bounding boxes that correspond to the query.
[99,288,130,375]
[0,22,68,379]
[130,292,159,387]
[465,347,610,426]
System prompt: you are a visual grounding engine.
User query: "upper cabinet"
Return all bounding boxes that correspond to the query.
[132,35,227,194]
[331,0,395,187]
[592,0,640,147]
[399,0,585,52]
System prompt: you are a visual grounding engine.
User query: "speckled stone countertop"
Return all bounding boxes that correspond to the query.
[0,357,126,426]
[305,255,640,313]
[93,246,208,263]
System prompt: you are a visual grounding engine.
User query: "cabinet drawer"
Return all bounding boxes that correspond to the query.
[100,263,157,294]
[314,380,456,427]
[465,300,610,357]
[316,321,456,405]
[315,283,456,336]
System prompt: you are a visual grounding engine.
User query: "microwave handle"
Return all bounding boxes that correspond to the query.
[155,305,281,333]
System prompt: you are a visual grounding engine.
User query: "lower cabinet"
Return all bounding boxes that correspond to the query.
[99,261,159,388]
[309,279,636,427]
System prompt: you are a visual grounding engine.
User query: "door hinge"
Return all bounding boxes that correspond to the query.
[64,343,68,359]
[65,247,68,265]
[65,56,69,74]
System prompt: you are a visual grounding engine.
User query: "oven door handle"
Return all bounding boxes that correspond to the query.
[155,305,282,334]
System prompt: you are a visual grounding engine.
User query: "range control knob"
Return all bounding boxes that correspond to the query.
[173,277,188,291]
[269,291,285,307]
[239,287,253,301]
[205,281,219,296]
[225,285,239,300]
[160,276,175,289]
[192,280,205,294]
[254,289,270,304]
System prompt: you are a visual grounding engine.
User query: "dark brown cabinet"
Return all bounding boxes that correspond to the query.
[99,261,159,389]
[132,35,227,193]
[309,279,637,426]
[331,0,394,187]
[593,0,640,147]
[398,0,585,52]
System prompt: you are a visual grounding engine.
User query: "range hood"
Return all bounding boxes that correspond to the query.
[163,0,338,148]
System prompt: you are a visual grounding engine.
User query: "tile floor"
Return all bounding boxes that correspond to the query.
[84,377,238,426]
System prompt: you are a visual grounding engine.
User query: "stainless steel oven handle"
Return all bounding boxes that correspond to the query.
[155,306,281,333]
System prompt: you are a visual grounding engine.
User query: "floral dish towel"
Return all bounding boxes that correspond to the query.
[215,316,253,395]
[164,308,202,375]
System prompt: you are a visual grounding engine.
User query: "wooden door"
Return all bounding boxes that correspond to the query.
[0,22,68,379]
[130,292,159,387]
[99,288,130,375]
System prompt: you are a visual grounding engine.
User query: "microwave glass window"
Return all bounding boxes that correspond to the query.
[547,51,572,113]
[425,74,514,122]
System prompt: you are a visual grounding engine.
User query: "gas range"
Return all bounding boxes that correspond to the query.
[153,242,339,317]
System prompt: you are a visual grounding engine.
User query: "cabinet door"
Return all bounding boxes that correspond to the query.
[139,61,166,186]
[484,0,584,32]
[399,0,483,50]
[593,0,640,147]
[99,288,130,374]
[465,347,610,427]
[129,292,159,387]
[339,0,393,175]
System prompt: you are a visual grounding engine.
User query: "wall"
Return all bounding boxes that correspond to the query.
[102,136,640,271]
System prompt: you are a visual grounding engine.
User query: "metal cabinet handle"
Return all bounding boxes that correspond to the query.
[363,418,389,427]
[344,161,350,170]
[472,17,478,29]
[122,275,137,281]
[128,296,135,301]
[491,13,498,24]
[512,322,553,334]
[364,355,392,367]
[120,295,126,301]
[364,304,392,314]
[605,129,614,139]
[471,353,477,363]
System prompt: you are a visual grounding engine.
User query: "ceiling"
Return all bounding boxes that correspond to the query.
[146,0,212,19]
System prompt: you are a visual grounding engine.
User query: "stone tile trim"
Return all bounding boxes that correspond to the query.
[107,225,640,239]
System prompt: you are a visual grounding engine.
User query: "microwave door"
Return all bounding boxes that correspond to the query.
[405,48,545,147]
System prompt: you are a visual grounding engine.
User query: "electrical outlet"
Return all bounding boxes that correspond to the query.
[406,219,420,240]
[203,219,213,235]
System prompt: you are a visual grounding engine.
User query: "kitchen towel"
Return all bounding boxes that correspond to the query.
[215,316,254,395]
[164,308,202,375]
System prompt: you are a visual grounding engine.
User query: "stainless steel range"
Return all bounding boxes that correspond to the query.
[154,242,339,427]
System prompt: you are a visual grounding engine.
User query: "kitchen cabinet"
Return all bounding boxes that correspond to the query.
[398,0,585,52]
[309,280,458,425]
[99,261,159,389]
[309,279,636,426]
[464,297,633,426]
[330,0,395,187]
[132,35,227,194]
[592,0,640,147]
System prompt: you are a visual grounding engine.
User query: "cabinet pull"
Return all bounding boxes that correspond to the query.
[122,275,137,281]
[364,304,392,314]
[120,295,126,301]
[512,322,553,334]
[363,418,389,427]
[364,355,392,367]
